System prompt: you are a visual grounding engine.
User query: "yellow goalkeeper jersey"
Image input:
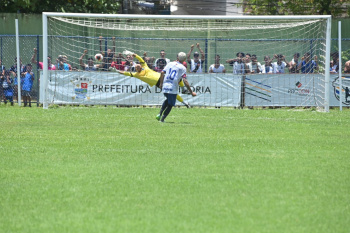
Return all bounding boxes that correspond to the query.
[123,54,160,87]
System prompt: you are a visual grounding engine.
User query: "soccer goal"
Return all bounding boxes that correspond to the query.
[42,13,331,111]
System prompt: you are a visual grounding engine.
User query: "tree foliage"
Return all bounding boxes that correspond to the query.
[240,0,350,17]
[0,0,121,14]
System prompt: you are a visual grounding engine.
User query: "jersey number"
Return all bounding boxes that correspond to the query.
[165,68,177,81]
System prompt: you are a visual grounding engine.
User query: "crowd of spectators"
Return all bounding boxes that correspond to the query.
[0,57,34,106]
[225,52,321,74]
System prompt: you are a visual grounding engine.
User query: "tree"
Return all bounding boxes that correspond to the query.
[0,0,121,14]
[240,0,350,17]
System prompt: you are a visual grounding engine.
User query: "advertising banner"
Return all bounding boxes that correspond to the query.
[41,72,241,107]
[40,71,348,107]
[244,74,325,106]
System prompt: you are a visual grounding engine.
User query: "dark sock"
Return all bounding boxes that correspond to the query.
[161,114,167,122]
[159,99,168,116]
[161,105,173,122]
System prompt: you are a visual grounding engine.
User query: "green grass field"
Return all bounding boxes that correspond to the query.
[1,106,349,233]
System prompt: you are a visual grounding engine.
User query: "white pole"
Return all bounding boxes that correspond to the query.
[15,19,21,106]
[42,13,48,109]
[338,21,342,111]
[324,16,332,112]
[42,12,332,20]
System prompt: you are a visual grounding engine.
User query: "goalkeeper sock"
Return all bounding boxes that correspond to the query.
[176,94,183,103]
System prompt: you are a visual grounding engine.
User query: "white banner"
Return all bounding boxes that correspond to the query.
[243,74,350,107]
[41,71,241,107]
[244,74,325,106]
[40,71,348,107]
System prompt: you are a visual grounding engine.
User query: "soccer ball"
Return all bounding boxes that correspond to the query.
[95,53,103,62]
[178,52,187,62]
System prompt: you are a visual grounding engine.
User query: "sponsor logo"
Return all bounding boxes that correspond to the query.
[92,85,152,93]
[177,85,211,94]
[332,76,350,105]
[75,82,88,99]
[91,85,211,94]
[296,81,302,88]
[287,81,310,96]
[70,77,91,100]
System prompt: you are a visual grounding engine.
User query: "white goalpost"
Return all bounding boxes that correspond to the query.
[42,13,331,111]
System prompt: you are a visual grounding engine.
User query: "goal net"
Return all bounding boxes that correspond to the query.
[42,13,331,110]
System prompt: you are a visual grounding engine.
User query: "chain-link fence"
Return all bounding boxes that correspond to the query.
[0,35,42,106]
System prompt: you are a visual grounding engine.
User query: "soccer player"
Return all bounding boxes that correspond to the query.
[117,53,192,108]
[157,52,196,122]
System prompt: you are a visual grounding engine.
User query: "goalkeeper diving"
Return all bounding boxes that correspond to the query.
[116,53,196,108]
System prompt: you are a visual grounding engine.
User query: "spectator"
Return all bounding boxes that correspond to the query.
[63,56,72,70]
[3,70,14,106]
[10,57,26,77]
[261,55,273,74]
[79,50,99,71]
[244,53,252,74]
[110,53,127,71]
[298,52,318,73]
[226,52,245,75]
[250,54,262,74]
[123,54,136,72]
[344,60,350,74]
[10,57,26,102]
[31,48,56,70]
[21,64,35,107]
[99,36,116,71]
[330,60,337,74]
[142,52,155,70]
[187,43,205,73]
[99,36,116,58]
[272,54,289,74]
[154,58,167,73]
[154,50,170,71]
[57,55,69,70]
[123,60,132,72]
[0,59,6,103]
[101,55,115,71]
[208,54,226,73]
[288,53,300,73]
[0,59,5,77]
[331,52,339,73]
